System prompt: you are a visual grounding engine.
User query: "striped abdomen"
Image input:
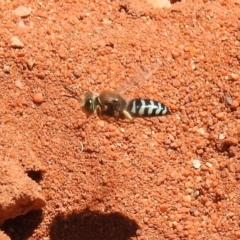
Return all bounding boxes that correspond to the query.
[127,99,171,117]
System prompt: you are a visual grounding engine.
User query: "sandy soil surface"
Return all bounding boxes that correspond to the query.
[1,0,240,239]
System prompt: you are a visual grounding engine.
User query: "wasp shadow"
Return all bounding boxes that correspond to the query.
[0,210,43,240]
[49,208,140,240]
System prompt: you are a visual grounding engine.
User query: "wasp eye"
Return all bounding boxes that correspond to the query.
[84,99,93,112]
[80,91,95,116]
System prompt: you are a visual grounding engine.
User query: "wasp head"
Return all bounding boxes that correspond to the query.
[80,91,96,116]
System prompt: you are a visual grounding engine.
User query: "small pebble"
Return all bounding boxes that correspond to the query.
[215,112,225,120]
[195,128,205,136]
[171,221,178,228]
[13,6,32,17]
[171,50,180,59]
[26,59,35,70]
[171,70,178,78]
[225,137,238,145]
[230,73,239,80]
[189,46,197,56]
[176,224,184,232]
[192,159,201,169]
[136,229,142,236]
[206,162,213,168]
[158,204,169,213]
[73,69,81,78]
[185,181,193,188]
[189,206,196,213]
[18,19,26,28]
[230,100,239,110]
[182,195,191,202]
[225,93,232,106]
[205,201,211,207]
[199,111,208,117]
[11,36,24,48]
[147,0,171,8]
[172,79,181,87]
[33,92,44,104]
[191,190,200,198]
[15,79,24,89]
[143,217,149,223]
[3,65,10,73]
[190,61,196,70]
[120,128,125,133]
[36,72,45,79]
[235,231,240,238]
[97,120,105,128]
[218,134,225,140]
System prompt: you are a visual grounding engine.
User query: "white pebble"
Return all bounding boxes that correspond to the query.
[3,65,10,73]
[11,36,24,48]
[192,159,201,169]
[13,6,32,17]
[15,79,24,89]
[196,128,205,136]
[97,120,105,128]
[230,73,239,81]
[175,114,181,120]
[218,134,225,140]
[206,162,213,168]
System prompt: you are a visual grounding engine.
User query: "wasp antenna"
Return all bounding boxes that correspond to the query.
[63,85,76,95]
[63,85,82,101]
[63,94,81,101]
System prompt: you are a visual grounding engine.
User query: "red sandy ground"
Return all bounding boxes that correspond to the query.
[1,0,240,239]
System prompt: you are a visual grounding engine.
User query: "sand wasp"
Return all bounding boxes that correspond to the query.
[64,63,171,121]
[79,90,171,121]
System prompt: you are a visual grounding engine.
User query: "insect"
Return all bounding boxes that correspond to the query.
[64,63,171,121]
[80,90,171,121]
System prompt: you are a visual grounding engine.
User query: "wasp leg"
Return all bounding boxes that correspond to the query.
[113,110,120,121]
[96,105,103,119]
[122,110,133,121]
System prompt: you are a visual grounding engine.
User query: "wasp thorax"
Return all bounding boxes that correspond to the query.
[81,91,95,115]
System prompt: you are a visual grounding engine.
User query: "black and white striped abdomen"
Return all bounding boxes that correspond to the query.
[127,99,171,117]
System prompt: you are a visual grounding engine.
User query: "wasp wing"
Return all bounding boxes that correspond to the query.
[116,60,162,95]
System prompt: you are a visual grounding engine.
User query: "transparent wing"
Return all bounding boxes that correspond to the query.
[63,60,162,100]
[116,59,162,94]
